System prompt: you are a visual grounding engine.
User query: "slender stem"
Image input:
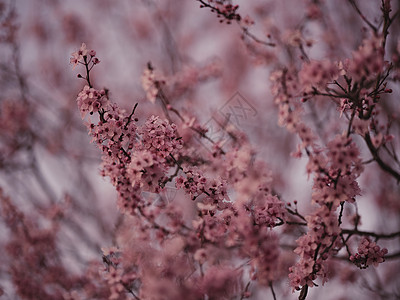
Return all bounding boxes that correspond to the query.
[242,27,276,47]
[340,233,353,257]
[240,280,251,300]
[384,251,400,259]
[299,284,308,300]
[364,133,400,182]
[269,281,277,300]
[83,56,92,88]
[338,202,345,225]
[342,228,400,239]
[346,109,356,137]
[286,221,307,226]
[126,103,139,126]
[347,0,378,32]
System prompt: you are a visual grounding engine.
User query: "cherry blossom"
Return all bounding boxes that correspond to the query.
[350,237,388,269]
[2,1,400,300]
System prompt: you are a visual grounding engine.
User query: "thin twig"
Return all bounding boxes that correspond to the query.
[342,228,400,239]
[347,0,378,32]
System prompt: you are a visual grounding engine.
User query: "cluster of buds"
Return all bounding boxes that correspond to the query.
[70,43,99,69]
[350,237,388,269]
[199,1,241,24]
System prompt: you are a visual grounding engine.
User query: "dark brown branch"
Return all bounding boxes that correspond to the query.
[347,0,378,32]
[342,228,400,239]
[338,202,345,225]
[384,250,400,260]
[269,281,277,300]
[242,27,276,47]
[364,133,400,182]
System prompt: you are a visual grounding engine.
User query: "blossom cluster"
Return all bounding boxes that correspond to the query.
[199,0,241,24]
[69,42,292,299]
[76,85,109,119]
[289,206,341,291]
[249,193,286,228]
[348,36,384,81]
[69,43,296,298]
[70,42,99,69]
[65,3,400,295]
[0,189,114,299]
[2,1,400,299]
[350,237,388,269]
[176,167,228,203]
[270,31,379,294]
[0,100,30,165]
[141,66,163,104]
[244,229,281,286]
[138,115,183,159]
[299,60,339,93]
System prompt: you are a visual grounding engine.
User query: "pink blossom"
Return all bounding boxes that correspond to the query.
[350,237,388,269]
[299,59,339,93]
[349,36,384,80]
[70,43,88,68]
[141,67,162,103]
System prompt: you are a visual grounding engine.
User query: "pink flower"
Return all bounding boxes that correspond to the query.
[70,43,88,69]
[141,67,161,103]
[198,266,241,299]
[194,248,207,264]
[352,119,369,136]
[372,133,383,148]
[76,85,109,119]
[299,59,339,93]
[351,237,388,269]
[349,36,384,80]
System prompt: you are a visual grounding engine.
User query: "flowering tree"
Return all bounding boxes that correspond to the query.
[1,0,400,299]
